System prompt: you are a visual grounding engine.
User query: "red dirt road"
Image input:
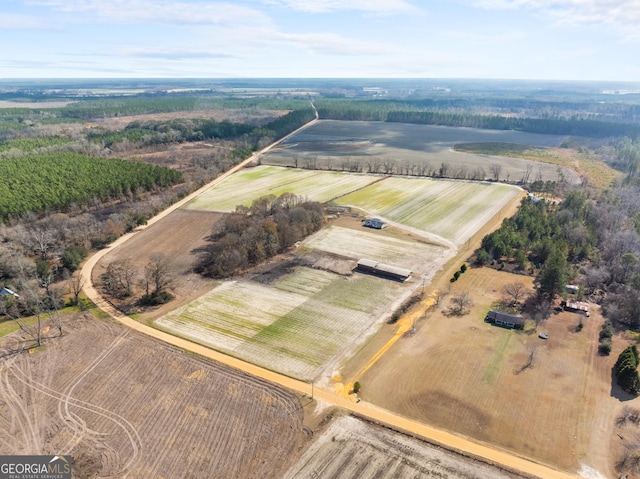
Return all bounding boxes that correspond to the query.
[81,114,580,479]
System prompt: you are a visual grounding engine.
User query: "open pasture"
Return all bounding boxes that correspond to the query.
[335,177,521,244]
[155,266,402,380]
[358,266,617,476]
[183,165,379,212]
[262,120,579,184]
[0,314,306,479]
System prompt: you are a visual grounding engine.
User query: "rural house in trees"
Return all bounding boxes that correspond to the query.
[486,310,525,329]
[0,287,20,298]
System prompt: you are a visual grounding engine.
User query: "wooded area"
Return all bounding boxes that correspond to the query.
[197,193,323,278]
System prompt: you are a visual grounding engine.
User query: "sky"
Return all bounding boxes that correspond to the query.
[1,0,640,80]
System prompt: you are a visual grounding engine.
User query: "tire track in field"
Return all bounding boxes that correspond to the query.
[57,330,132,458]
[0,360,44,453]
[8,332,143,478]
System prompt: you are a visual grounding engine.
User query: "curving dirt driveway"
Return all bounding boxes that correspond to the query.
[81,115,580,479]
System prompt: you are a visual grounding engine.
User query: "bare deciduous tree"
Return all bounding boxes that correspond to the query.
[449,291,473,316]
[103,259,137,298]
[144,253,174,300]
[490,164,502,182]
[68,273,86,306]
[515,345,537,375]
[502,282,527,307]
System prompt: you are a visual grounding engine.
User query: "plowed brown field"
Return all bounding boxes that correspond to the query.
[0,315,307,478]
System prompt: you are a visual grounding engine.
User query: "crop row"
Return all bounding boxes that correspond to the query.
[303,226,445,271]
[155,267,400,379]
[335,177,520,244]
[184,166,378,212]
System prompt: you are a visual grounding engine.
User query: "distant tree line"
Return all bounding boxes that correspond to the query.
[197,193,323,278]
[315,98,640,138]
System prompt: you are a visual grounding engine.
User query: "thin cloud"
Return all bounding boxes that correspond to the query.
[265,0,422,15]
[471,0,640,29]
[272,31,396,55]
[122,48,239,60]
[0,13,58,29]
[28,0,269,26]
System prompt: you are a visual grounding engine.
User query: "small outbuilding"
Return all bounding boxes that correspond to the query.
[363,218,387,230]
[356,259,411,282]
[0,287,19,299]
[486,310,525,329]
[565,284,579,295]
[563,299,589,315]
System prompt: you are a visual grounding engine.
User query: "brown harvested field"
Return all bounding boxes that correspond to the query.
[0,314,308,479]
[354,265,623,478]
[93,209,221,318]
[285,415,525,479]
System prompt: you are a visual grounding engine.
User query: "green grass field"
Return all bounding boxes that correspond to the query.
[334,177,521,244]
[155,267,401,379]
[183,165,379,212]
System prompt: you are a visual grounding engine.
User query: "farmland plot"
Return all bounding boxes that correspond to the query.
[335,177,521,244]
[183,165,379,212]
[283,416,516,479]
[156,266,401,379]
[0,315,306,479]
[262,120,578,184]
[303,225,452,275]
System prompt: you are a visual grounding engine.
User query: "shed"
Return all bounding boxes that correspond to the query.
[486,310,525,329]
[566,284,579,295]
[564,300,589,315]
[0,287,19,298]
[363,218,387,230]
[356,259,411,282]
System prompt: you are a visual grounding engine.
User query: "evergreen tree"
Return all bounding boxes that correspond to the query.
[615,346,640,396]
[536,247,568,299]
